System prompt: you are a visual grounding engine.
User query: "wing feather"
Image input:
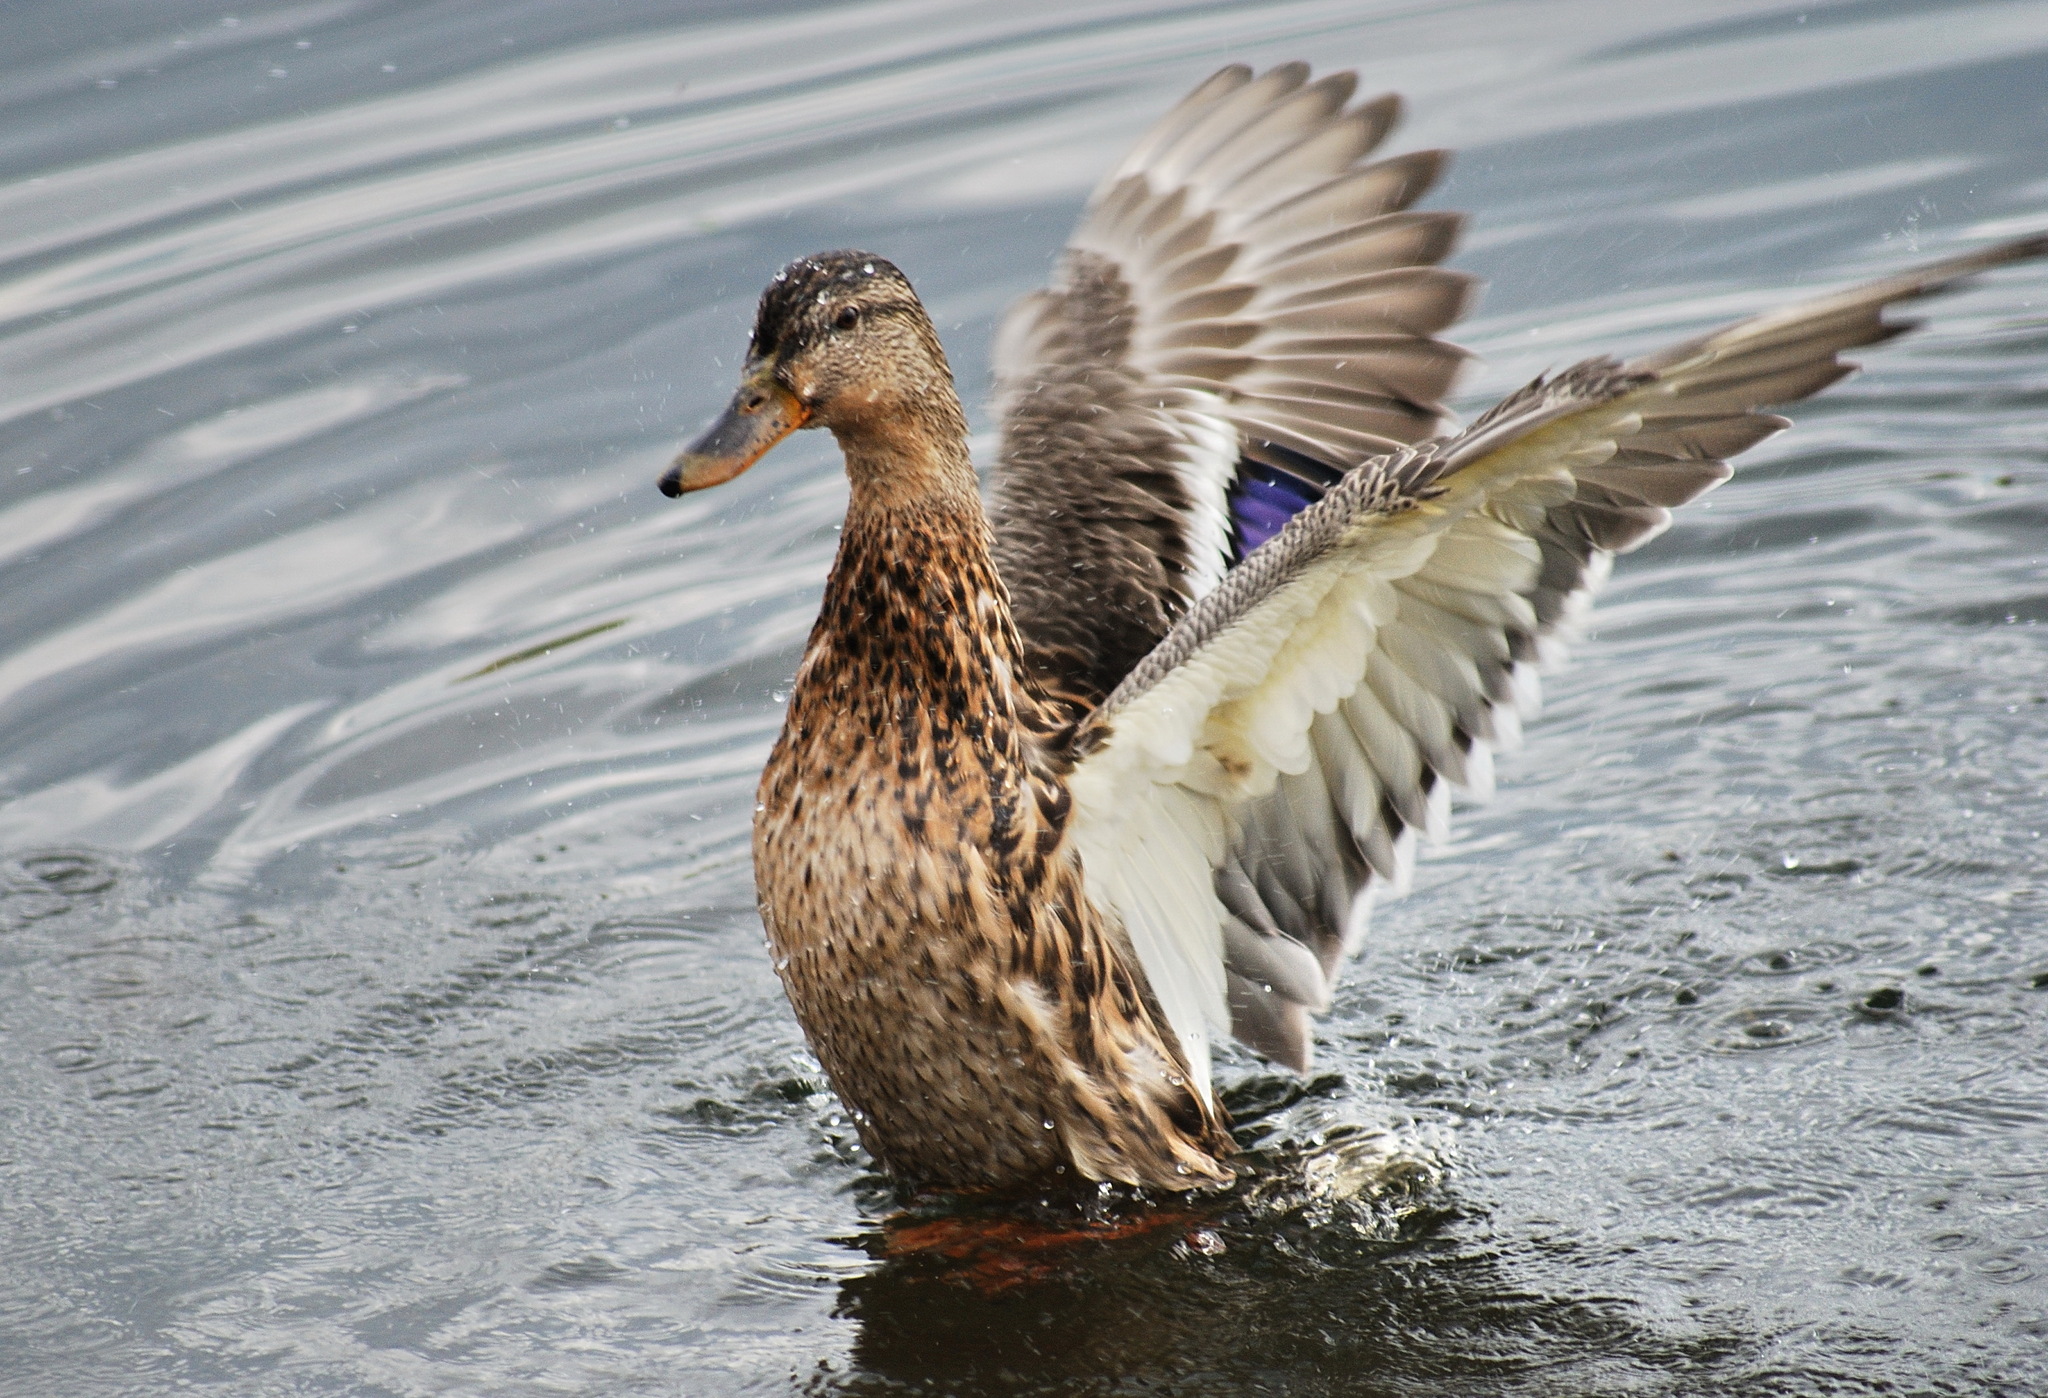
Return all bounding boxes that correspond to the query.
[989,65,1472,711]
[1068,233,2048,1085]
[1252,212,1462,284]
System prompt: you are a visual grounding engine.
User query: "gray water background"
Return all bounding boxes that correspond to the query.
[4,1,2048,1393]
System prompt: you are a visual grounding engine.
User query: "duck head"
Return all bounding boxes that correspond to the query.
[660,250,960,496]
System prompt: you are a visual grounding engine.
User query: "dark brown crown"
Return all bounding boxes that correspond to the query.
[751,250,917,360]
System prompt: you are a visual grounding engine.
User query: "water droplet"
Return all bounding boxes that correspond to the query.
[773,957,790,971]
[1175,1163,1190,1175]
[1781,854,1800,869]
[1041,1119,1055,1131]
[862,262,875,275]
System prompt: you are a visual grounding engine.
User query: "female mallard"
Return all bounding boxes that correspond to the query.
[659,64,2045,1194]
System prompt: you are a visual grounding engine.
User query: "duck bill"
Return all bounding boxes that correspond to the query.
[659,371,809,497]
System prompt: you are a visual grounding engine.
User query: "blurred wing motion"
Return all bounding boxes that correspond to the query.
[988,63,1474,711]
[1063,234,2048,1093]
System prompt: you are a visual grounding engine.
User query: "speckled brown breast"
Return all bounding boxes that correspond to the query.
[752,494,1232,1193]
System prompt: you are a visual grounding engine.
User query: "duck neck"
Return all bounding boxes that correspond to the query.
[831,385,978,516]
[799,412,1047,749]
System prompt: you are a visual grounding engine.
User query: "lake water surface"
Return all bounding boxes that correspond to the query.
[5,1,2048,1393]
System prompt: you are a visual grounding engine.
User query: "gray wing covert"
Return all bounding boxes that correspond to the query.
[987,62,1476,711]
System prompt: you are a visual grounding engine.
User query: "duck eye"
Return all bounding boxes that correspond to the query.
[834,305,860,331]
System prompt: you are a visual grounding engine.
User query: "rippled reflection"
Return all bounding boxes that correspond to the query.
[4,1,2047,1394]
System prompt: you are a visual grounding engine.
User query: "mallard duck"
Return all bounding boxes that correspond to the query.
[658,63,2046,1194]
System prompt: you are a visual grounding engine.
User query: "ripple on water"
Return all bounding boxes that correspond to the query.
[0,848,121,931]
[1696,999,1840,1054]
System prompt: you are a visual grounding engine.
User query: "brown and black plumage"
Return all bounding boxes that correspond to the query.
[667,254,1234,1191]
[657,64,2047,1194]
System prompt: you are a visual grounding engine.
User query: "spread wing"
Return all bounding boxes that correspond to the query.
[988,62,1474,711]
[1064,234,2048,1095]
